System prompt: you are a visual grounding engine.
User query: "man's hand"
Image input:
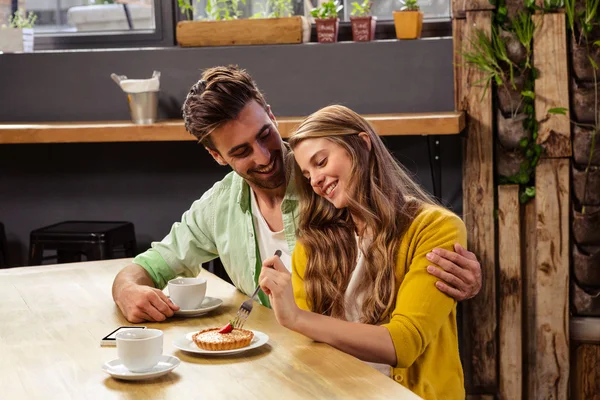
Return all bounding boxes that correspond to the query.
[426,243,482,301]
[112,264,179,323]
[115,283,179,323]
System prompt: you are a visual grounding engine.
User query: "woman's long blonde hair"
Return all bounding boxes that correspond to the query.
[288,105,437,324]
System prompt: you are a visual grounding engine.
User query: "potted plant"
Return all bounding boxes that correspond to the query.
[0,8,36,53]
[311,0,343,43]
[176,0,310,47]
[350,0,376,42]
[393,0,423,40]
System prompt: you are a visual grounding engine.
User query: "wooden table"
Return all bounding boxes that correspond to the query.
[0,259,420,399]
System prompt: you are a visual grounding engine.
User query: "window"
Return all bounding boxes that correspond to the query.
[1,0,174,50]
[25,0,155,34]
[185,0,449,22]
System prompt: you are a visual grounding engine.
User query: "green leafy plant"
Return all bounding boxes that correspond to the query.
[473,4,542,202]
[511,12,537,69]
[566,0,600,45]
[178,0,195,21]
[266,0,293,18]
[253,0,293,18]
[564,0,600,213]
[488,0,508,26]
[351,0,372,16]
[462,26,519,99]
[542,0,565,11]
[206,0,246,20]
[400,0,420,11]
[8,8,37,28]
[311,0,343,19]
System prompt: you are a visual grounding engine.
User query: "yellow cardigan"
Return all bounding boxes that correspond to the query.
[291,205,466,400]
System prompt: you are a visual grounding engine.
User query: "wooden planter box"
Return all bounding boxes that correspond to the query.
[176,16,310,47]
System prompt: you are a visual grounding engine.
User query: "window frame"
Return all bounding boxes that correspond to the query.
[30,0,450,51]
[32,0,175,51]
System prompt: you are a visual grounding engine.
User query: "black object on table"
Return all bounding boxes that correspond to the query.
[0,222,7,268]
[29,221,136,266]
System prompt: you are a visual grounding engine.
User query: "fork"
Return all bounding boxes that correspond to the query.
[232,249,281,329]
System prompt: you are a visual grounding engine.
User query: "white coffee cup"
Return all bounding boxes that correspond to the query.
[116,328,163,372]
[168,277,207,310]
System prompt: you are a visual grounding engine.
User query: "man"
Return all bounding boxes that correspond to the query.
[112,66,482,323]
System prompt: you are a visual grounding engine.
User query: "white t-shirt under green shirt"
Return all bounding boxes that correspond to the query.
[250,190,292,272]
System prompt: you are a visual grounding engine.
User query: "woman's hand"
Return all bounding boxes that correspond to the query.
[259,255,301,329]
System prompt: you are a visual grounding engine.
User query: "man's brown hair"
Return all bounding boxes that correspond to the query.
[182,65,269,150]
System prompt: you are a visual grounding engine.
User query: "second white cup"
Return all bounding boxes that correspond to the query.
[168,277,207,310]
[116,328,163,372]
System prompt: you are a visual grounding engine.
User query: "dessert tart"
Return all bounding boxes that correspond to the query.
[192,326,254,351]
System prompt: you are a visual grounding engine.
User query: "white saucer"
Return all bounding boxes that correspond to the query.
[102,355,180,381]
[173,330,269,356]
[173,296,223,317]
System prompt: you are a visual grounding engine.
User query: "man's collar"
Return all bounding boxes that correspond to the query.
[236,142,298,213]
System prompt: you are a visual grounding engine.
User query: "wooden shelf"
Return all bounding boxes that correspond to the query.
[0,112,465,144]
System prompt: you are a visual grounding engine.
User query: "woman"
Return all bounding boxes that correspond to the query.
[258,105,465,399]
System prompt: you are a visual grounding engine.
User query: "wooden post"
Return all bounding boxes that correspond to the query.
[452,0,495,19]
[459,10,497,393]
[534,158,570,399]
[498,185,522,400]
[453,18,465,113]
[523,200,538,400]
[533,13,572,158]
[572,344,600,400]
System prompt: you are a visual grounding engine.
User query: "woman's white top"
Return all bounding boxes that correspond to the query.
[344,236,392,377]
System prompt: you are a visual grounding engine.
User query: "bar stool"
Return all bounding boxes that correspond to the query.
[29,221,137,266]
[0,222,7,268]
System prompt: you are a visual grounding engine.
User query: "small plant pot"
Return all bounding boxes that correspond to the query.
[497,74,526,116]
[500,28,526,66]
[572,281,600,317]
[573,205,600,246]
[350,16,376,42]
[571,34,600,82]
[572,163,600,206]
[571,79,599,124]
[315,18,340,43]
[497,110,530,150]
[573,125,600,166]
[496,143,526,178]
[392,11,423,40]
[573,244,600,287]
[0,27,34,53]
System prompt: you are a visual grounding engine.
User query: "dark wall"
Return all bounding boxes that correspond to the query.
[0,39,460,267]
[0,39,453,121]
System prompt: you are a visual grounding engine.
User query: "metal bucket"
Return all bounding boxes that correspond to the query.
[127,91,158,125]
